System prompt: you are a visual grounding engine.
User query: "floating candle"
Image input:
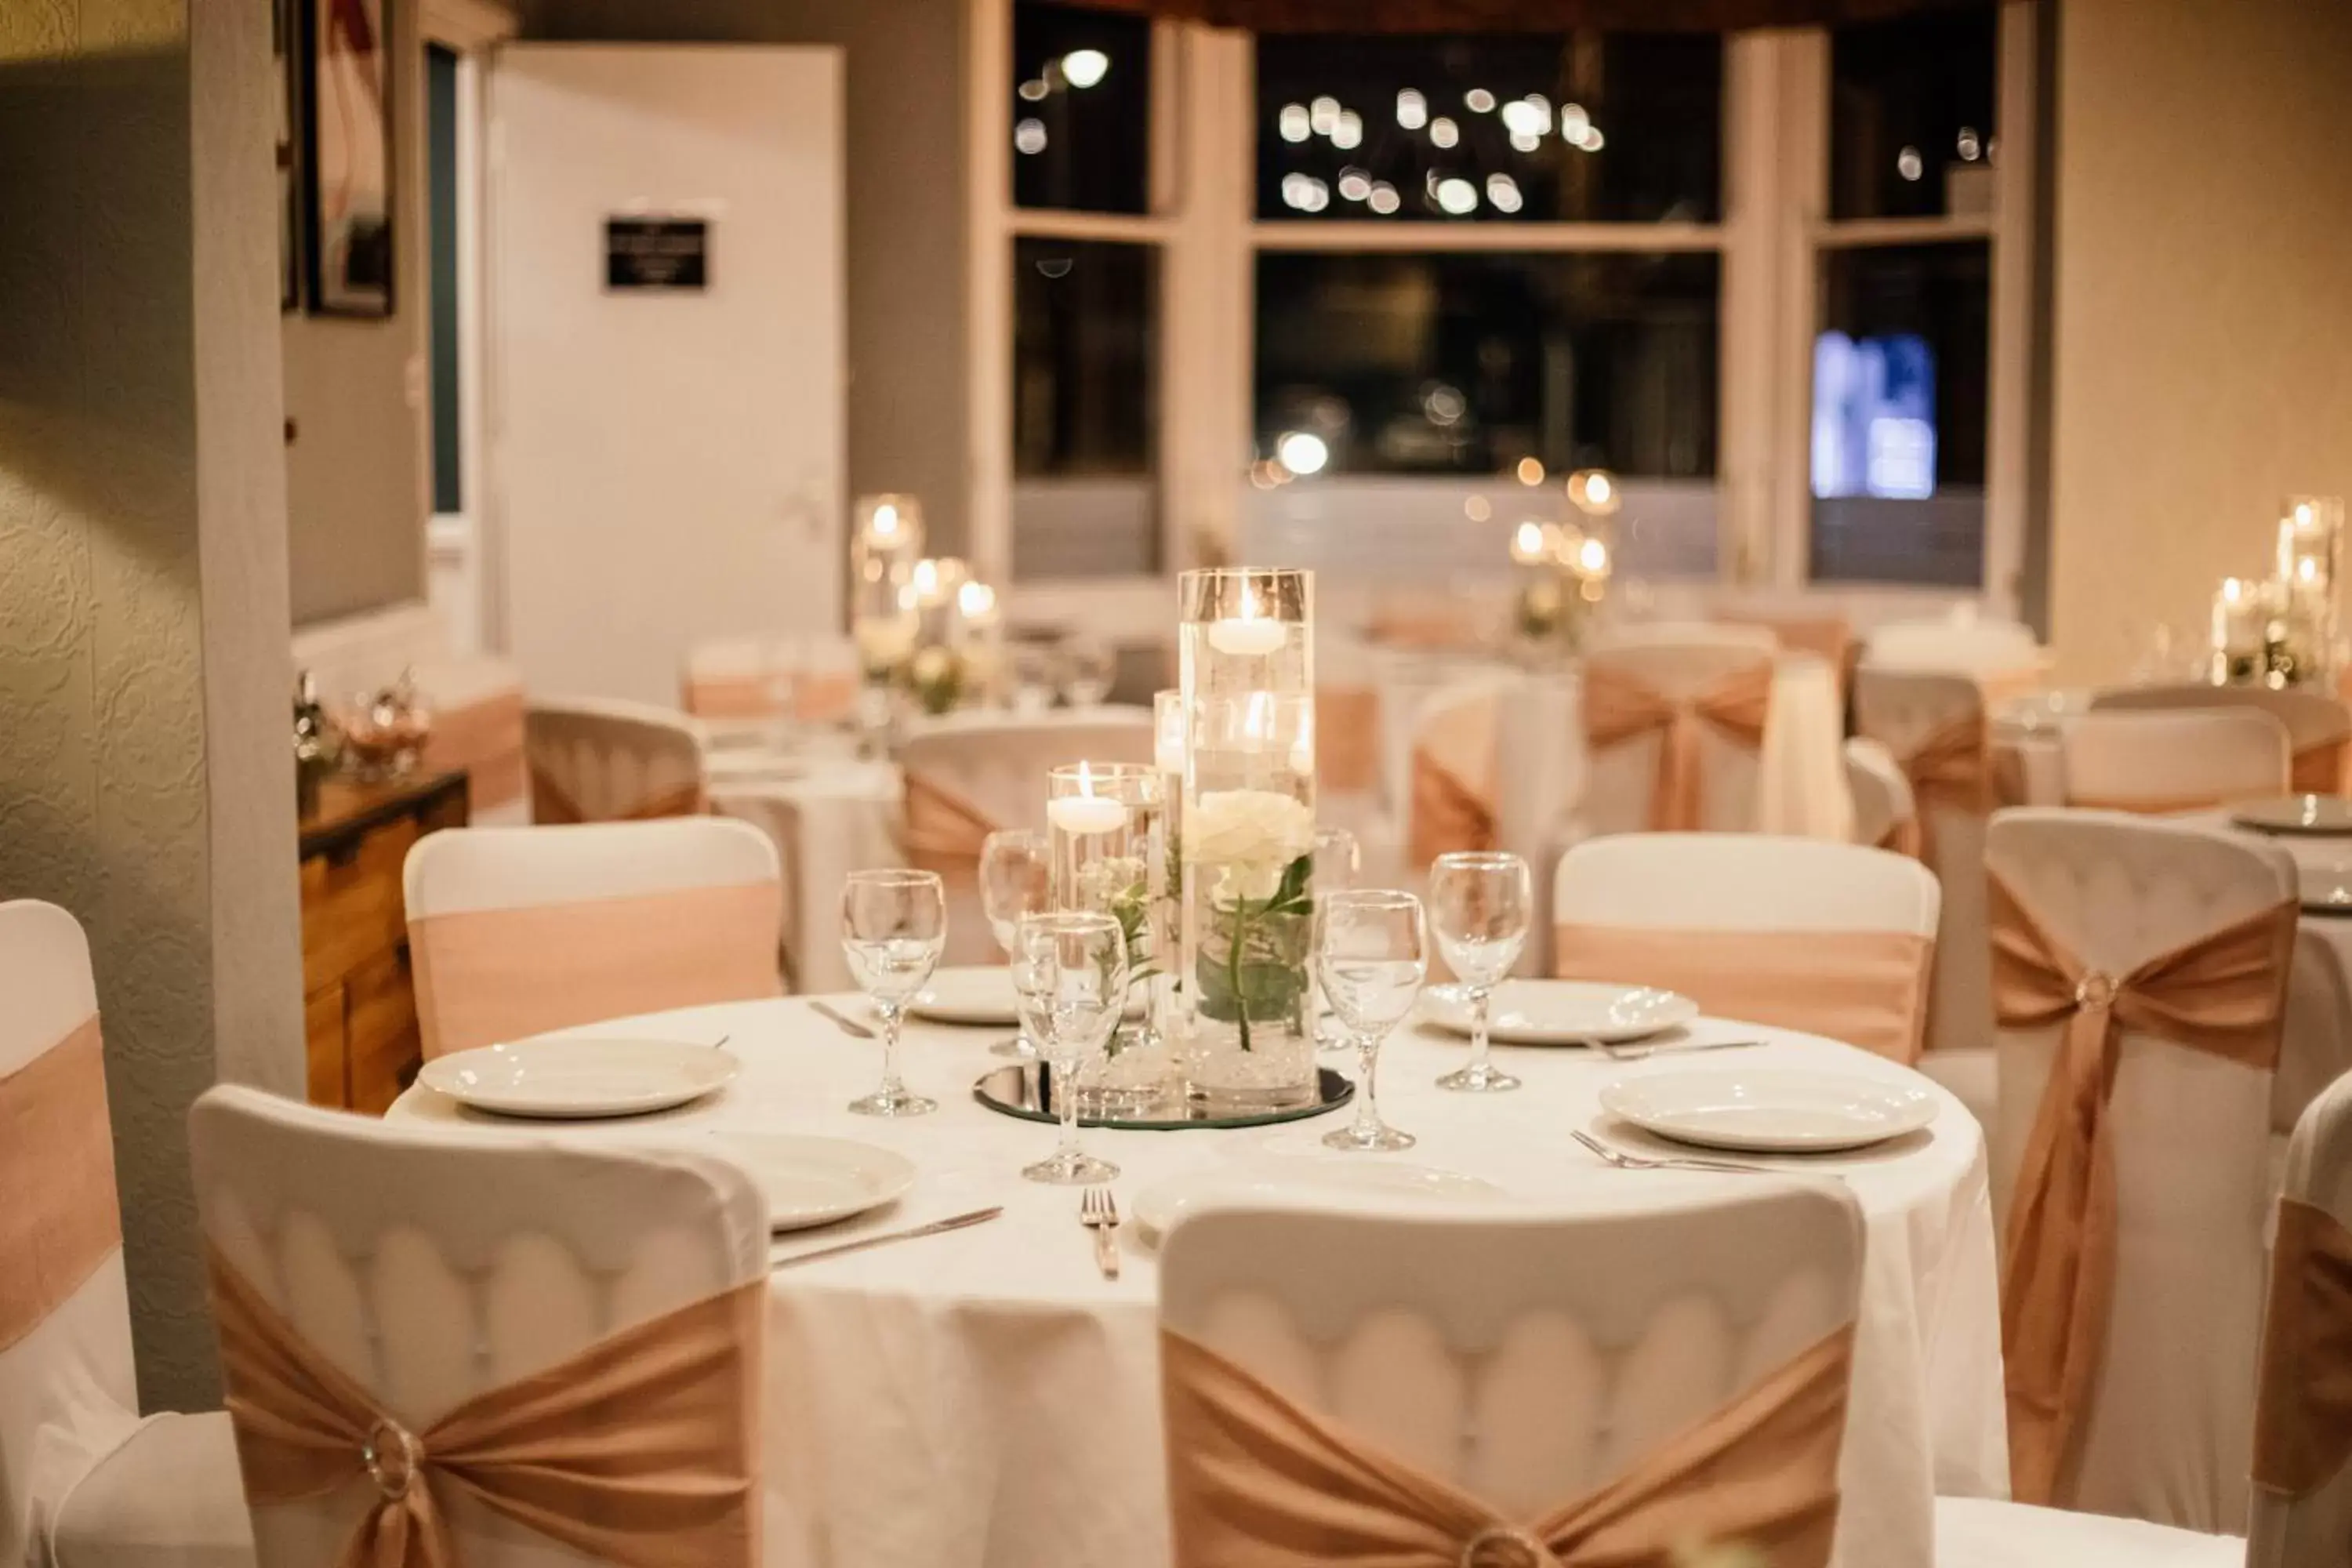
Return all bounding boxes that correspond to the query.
[1046,764,1127,836]
[1207,617,1285,657]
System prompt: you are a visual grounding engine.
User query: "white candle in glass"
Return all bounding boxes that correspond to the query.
[1206,584,1286,656]
[1154,690,1185,775]
[1044,764,1127,836]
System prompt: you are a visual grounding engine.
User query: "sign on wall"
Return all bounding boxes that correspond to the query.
[604,218,710,291]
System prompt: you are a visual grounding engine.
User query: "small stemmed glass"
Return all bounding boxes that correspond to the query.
[1428,851,1533,1094]
[840,869,946,1116]
[1315,889,1428,1152]
[1312,825,1362,1052]
[978,829,1051,1058]
[1010,912,1130,1184]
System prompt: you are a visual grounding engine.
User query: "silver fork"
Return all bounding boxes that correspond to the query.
[1589,1037,1763,1063]
[1570,1129,1777,1176]
[1080,1186,1121,1280]
[807,999,877,1040]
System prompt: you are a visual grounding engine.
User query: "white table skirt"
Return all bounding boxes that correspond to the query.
[712,760,903,993]
[392,1003,2008,1568]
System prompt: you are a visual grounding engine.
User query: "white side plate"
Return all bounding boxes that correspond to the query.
[697,1133,917,1232]
[418,1037,738,1119]
[1421,980,1700,1045]
[2234,795,2352,837]
[909,966,1021,1025]
[1601,1068,1938,1152]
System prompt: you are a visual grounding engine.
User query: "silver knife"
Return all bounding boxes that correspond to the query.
[772,1207,1003,1269]
[808,998,877,1039]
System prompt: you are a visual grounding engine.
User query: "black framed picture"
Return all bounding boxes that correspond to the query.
[274,0,303,310]
[305,0,394,317]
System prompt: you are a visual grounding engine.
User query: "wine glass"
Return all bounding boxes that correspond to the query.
[1312,826,1362,1051]
[1011,642,1058,713]
[1059,633,1117,707]
[840,869,946,1116]
[1009,912,1129,1185]
[1315,890,1428,1152]
[1428,851,1532,1094]
[978,829,1051,1059]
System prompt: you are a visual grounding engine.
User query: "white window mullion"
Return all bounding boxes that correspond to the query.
[1161,24,1253,575]
[1769,31,1831,591]
[1719,31,1784,588]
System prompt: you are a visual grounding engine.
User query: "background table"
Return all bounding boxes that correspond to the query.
[393,1001,2007,1568]
[710,759,901,993]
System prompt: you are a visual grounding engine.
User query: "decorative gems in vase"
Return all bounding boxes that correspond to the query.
[1174,568,1320,1114]
[1047,762,1170,1112]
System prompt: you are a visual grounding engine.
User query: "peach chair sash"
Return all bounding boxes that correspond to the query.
[1409,747,1495,866]
[686,669,859,725]
[1553,924,1933,1064]
[794,671,860,725]
[529,767,706,826]
[2292,739,2350,795]
[1990,873,2296,1506]
[0,1015,121,1352]
[208,1246,761,1568]
[1889,709,1991,862]
[2252,1197,2352,1500]
[1583,660,1774,831]
[1161,1322,1853,1568]
[900,771,999,890]
[409,880,783,1059]
[1316,684,1381,795]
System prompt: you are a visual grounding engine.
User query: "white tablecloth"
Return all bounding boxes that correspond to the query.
[711,759,902,993]
[392,1002,2008,1568]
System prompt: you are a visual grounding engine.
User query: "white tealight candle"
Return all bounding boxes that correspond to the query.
[1207,616,1286,657]
[1047,792,1127,837]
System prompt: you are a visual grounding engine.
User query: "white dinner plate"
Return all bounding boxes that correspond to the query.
[418,1037,738,1120]
[1421,980,1700,1046]
[2233,795,2352,837]
[696,1132,917,1232]
[1131,1161,1509,1240]
[1600,1068,1939,1153]
[909,967,1022,1025]
[2299,862,2352,914]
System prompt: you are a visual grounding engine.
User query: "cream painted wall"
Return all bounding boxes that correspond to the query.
[284,0,430,625]
[2046,0,2352,683]
[0,0,303,1406]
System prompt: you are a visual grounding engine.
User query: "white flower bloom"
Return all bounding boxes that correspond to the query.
[1186,788,1315,870]
[855,613,919,668]
[909,644,956,687]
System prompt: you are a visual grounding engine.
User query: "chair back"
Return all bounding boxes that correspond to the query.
[1552,833,1940,1062]
[2092,684,2352,795]
[2249,1071,2352,1568]
[189,1087,767,1567]
[1581,623,1777,834]
[682,635,862,725]
[0,902,139,1566]
[1862,615,2043,678]
[1159,1188,1864,1561]
[405,818,782,1058]
[1986,811,2295,1530]
[1843,738,1919,855]
[2061,710,2291,813]
[1408,684,1501,868]
[525,696,707,822]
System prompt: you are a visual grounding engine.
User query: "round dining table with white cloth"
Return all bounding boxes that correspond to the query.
[710,759,902,993]
[390,1002,2008,1568]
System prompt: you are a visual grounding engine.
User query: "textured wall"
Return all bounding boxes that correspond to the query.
[284,0,428,625]
[513,0,972,558]
[2046,0,2352,683]
[0,0,303,1409]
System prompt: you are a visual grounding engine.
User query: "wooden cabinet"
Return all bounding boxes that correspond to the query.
[299,771,467,1112]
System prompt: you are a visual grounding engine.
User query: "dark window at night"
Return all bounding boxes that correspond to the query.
[1014,237,1158,477]
[1830,12,1999,222]
[1254,250,1718,477]
[1012,2,1152,215]
[1255,33,1721,223]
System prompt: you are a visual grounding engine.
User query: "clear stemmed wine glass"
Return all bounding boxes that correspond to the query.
[840,869,946,1116]
[1312,825,1363,1051]
[1428,851,1533,1094]
[1059,633,1117,708]
[1315,889,1428,1152]
[978,828,1052,1058]
[1009,911,1129,1185]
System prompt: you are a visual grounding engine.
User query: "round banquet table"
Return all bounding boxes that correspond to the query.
[390,1001,2009,1568]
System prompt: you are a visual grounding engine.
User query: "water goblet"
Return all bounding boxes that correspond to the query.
[1315,889,1428,1152]
[840,869,946,1116]
[978,829,1052,1058]
[1312,825,1363,1051]
[1059,633,1117,708]
[1428,851,1532,1094]
[1010,912,1129,1185]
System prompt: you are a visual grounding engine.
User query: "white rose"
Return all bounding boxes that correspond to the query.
[1186,788,1315,869]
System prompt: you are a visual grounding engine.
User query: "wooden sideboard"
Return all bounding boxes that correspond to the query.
[299,771,468,1113]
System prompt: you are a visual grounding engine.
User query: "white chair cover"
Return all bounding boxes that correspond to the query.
[1845,738,1920,855]
[681,634,861,723]
[1581,622,1777,836]
[2060,711,2292,813]
[524,696,708,822]
[1863,616,2045,678]
[1159,1185,1864,1552]
[187,1087,768,1568]
[0,901,251,1568]
[1986,811,2295,1532]
[2091,684,2352,795]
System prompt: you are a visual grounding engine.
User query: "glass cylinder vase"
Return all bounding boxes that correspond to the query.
[1175,568,1319,1114]
[1047,762,1173,1112]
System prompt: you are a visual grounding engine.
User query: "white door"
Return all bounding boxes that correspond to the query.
[489,45,843,704]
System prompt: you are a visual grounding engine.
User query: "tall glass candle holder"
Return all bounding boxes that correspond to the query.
[1175,568,1319,1114]
[1047,762,1171,1110]
[851,495,924,683]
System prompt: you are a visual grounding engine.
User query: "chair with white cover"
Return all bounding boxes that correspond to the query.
[682,634,862,726]
[1406,682,1501,870]
[405,817,783,1060]
[1552,833,1940,1063]
[1581,622,1778,835]
[1158,1186,1866,1565]
[0,900,251,1568]
[1933,1065,2352,1567]
[188,1087,767,1567]
[2060,710,2292,813]
[524,695,708,822]
[1846,737,1921,856]
[1863,615,2045,684]
[2092,684,2352,796]
[1980,811,2296,1530]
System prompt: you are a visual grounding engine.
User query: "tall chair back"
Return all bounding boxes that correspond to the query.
[2061,710,2293,813]
[2093,684,2352,796]
[1582,623,1777,834]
